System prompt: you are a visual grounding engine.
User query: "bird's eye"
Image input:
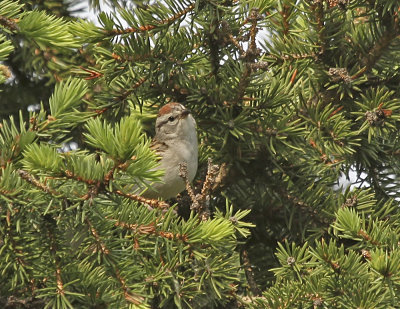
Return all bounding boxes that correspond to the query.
[168,116,175,122]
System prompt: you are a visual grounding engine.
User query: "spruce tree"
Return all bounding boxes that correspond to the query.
[1,0,400,308]
[0,0,85,119]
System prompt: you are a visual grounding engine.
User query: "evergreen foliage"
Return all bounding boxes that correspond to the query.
[1,0,400,308]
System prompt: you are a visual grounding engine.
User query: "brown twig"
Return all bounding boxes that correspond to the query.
[86,218,110,255]
[86,218,144,304]
[0,15,19,32]
[88,77,148,116]
[114,220,188,242]
[18,170,60,197]
[241,249,261,296]
[5,209,28,269]
[114,77,147,102]
[200,159,220,200]
[79,66,103,80]
[351,11,399,80]
[312,1,326,56]
[221,20,245,55]
[267,52,319,62]
[64,169,99,186]
[45,218,65,296]
[179,159,226,221]
[233,9,262,104]
[114,189,170,210]
[115,269,144,305]
[179,162,202,213]
[280,5,290,37]
[357,229,380,246]
[361,27,399,73]
[235,64,252,104]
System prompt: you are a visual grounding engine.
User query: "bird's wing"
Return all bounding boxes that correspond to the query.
[150,138,168,159]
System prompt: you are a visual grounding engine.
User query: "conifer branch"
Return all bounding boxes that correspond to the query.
[114,189,170,210]
[86,218,144,304]
[222,20,245,55]
[0,188,18,201]
[111,50,184,64]
[0,15,19,32]
[179,162,198,205]
[33,48,62,81]
[90,77,148,116]
[115,269,144,305]
[207,11,222,80]
[360,23,399,74]
[5,210,28,268]
[79,66,103,80]
[268,52,319,62]
[241,249,261,296]
[45,217,65,296]
[18,170,60,197]
[235,64,252,104]
[309,139,341,164]
[115,77,147,102]
[279,5,290,37]
[179,159,223,221]
[111,52,151,63]
[276,187,329,227]
[64,169,100,186]
[357,229,380,246]
[114,220,188,242]
[311,1,326,56]
[86,218,109,255]
[107,3,195,36]
[200,159,220,201]
[0,296,45,308]
[320,239,341,273]
[234,8,262,104]
[5,0,400,306]
[115,221,156,235]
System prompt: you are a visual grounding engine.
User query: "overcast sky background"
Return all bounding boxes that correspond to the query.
[72,0,125,25]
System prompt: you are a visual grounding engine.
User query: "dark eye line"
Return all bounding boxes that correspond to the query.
[157,116,177,129]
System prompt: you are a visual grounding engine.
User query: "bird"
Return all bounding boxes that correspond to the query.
[139,102,198,200]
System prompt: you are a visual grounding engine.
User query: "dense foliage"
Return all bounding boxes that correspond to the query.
[1,0,400,308]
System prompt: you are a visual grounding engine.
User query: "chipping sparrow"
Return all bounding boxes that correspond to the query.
[140,102,198,199]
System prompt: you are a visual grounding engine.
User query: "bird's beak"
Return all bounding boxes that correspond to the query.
[180,109,191,118]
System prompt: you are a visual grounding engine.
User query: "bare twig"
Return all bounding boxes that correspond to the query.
[200,159,220,201]
[179,159,226,221]
[241,249,261,296]
[179,162,200,209]
[212,162,228,190]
